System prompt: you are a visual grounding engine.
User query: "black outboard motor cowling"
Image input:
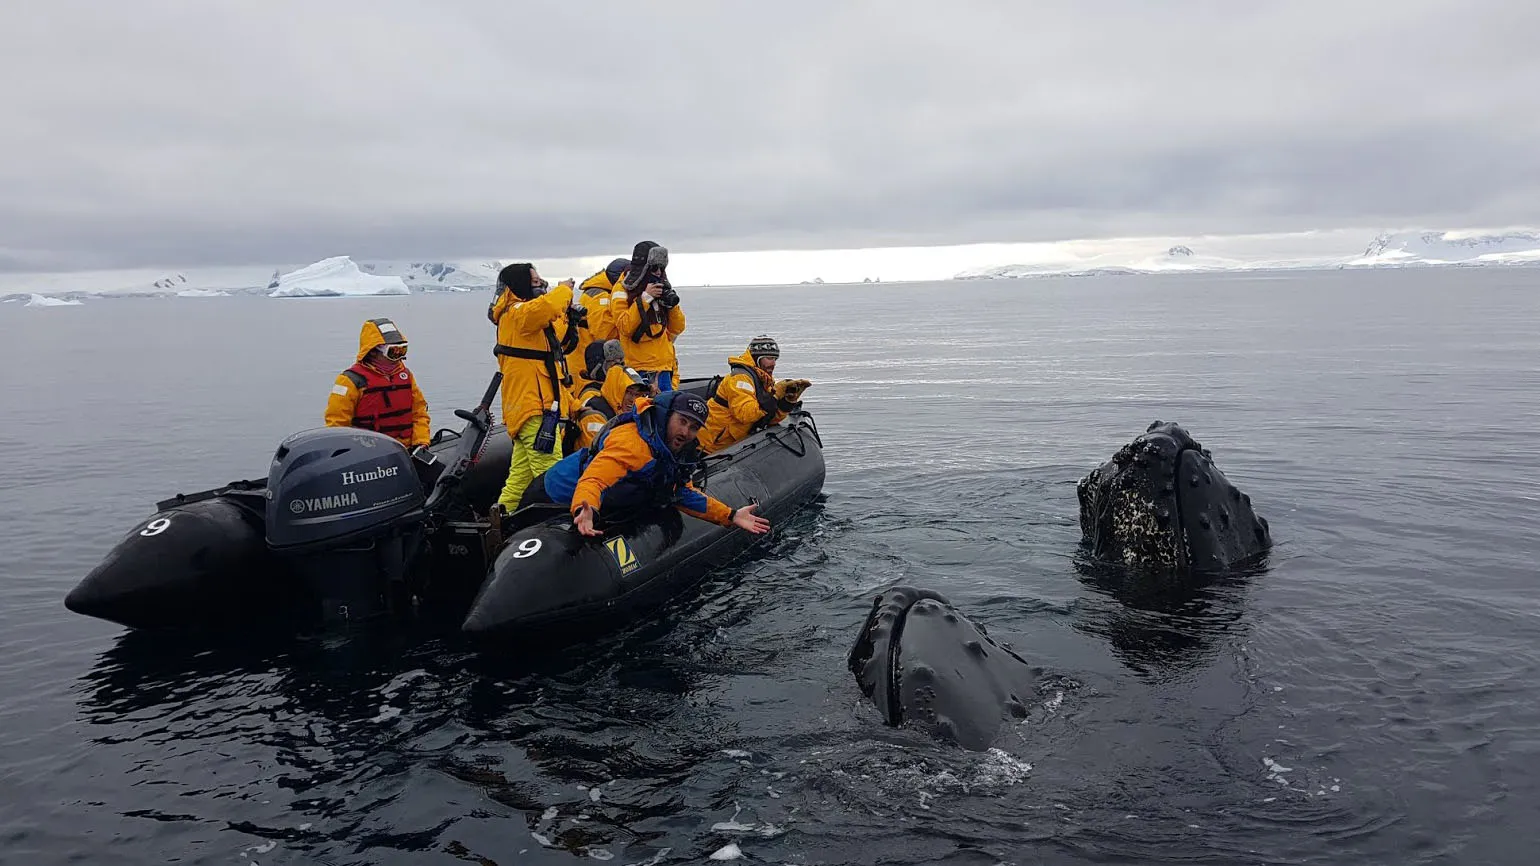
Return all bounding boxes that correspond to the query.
[264,428,427,625]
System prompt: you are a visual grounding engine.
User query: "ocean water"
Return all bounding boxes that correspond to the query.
[1,268,1537,864]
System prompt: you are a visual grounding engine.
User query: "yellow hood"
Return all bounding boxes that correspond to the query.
[602,364,647,413]
[580,270,615,293]
[356,317,408,362]
[727,350,770,382]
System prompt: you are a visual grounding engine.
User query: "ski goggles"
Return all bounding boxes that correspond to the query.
[382,343,409,361]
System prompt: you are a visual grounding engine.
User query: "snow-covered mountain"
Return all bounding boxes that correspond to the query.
[956,230,1540,280]
[1347,230,1540,266]
[955,245,1337,280]
[269,256,411,298]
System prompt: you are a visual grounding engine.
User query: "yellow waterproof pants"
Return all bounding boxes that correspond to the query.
[497,416,565,509]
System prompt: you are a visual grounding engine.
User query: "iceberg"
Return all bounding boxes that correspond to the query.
[268,256,410,298]
[358,260,500,291]
[0,265,283,300]
[25,293,83,307]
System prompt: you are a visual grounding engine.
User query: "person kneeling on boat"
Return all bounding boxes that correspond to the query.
[566,357,652,452]
[697,335,811,455]
[571,339,627,409]
[522,390,771,538]
[324,317,431,449]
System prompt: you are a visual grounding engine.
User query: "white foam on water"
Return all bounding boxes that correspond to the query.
[624,847,672,866]
[710,803,786,838]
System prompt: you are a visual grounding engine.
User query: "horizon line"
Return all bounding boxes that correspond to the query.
[4,222,1539,293]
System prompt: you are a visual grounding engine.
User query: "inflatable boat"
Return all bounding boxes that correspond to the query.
[462,404,826,645]
[63,375,827,643]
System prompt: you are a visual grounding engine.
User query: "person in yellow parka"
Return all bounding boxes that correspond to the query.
[324,317,431,449]
[563,257,627,376]
[489,262,582,509]
[611,241,685,391]
[574,339,626,410]
[697,335,811,455]
[568,362,653,451]
[563,340,639,450]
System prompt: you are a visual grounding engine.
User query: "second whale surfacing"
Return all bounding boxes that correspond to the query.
[847,586,1040,751]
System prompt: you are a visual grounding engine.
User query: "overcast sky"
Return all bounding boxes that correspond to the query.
[3,0,1537,273]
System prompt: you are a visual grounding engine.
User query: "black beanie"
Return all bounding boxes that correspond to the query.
[499,263,536,300]
[605,257,629,284]
[583,340,607,376]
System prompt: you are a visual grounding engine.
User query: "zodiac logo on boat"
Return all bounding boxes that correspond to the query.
[605,536,640,575]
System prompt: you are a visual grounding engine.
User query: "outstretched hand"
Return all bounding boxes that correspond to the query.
[732,503,772,535]
[574,505,603,537]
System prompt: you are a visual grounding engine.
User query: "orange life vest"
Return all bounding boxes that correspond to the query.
[342,362,417,445]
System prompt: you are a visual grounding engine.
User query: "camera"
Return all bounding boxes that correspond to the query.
[656,284,680,310]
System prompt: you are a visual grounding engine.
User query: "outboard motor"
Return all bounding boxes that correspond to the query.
[265,428,428,625]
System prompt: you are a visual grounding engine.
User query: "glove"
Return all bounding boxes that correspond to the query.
[567,304,589,330]
[774,378,811,411]
[779,379,811,403]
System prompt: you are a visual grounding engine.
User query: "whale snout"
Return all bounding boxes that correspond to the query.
[848,586,1037,751]
[1079,421,1271,573]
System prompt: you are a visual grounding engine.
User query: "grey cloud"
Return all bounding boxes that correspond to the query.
[2,0,1538,271]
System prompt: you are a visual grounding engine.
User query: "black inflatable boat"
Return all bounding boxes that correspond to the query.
[64,375,827,643]
[462,405,826,645]
[64,374,513,632]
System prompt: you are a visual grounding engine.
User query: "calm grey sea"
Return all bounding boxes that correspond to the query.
[1,267,1537,864]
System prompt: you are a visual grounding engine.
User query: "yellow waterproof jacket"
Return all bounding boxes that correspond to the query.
[600,363,639,415]
[697,351,784,454]
[564,374,606,452]
[490,283,576,434]
[566,397,733,526]
[611,285,685,373]
[567,364,643,450]
[324,319,431,447]
[564,269,620,375]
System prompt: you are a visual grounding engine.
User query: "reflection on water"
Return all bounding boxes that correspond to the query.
[1069,552,1268,680]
